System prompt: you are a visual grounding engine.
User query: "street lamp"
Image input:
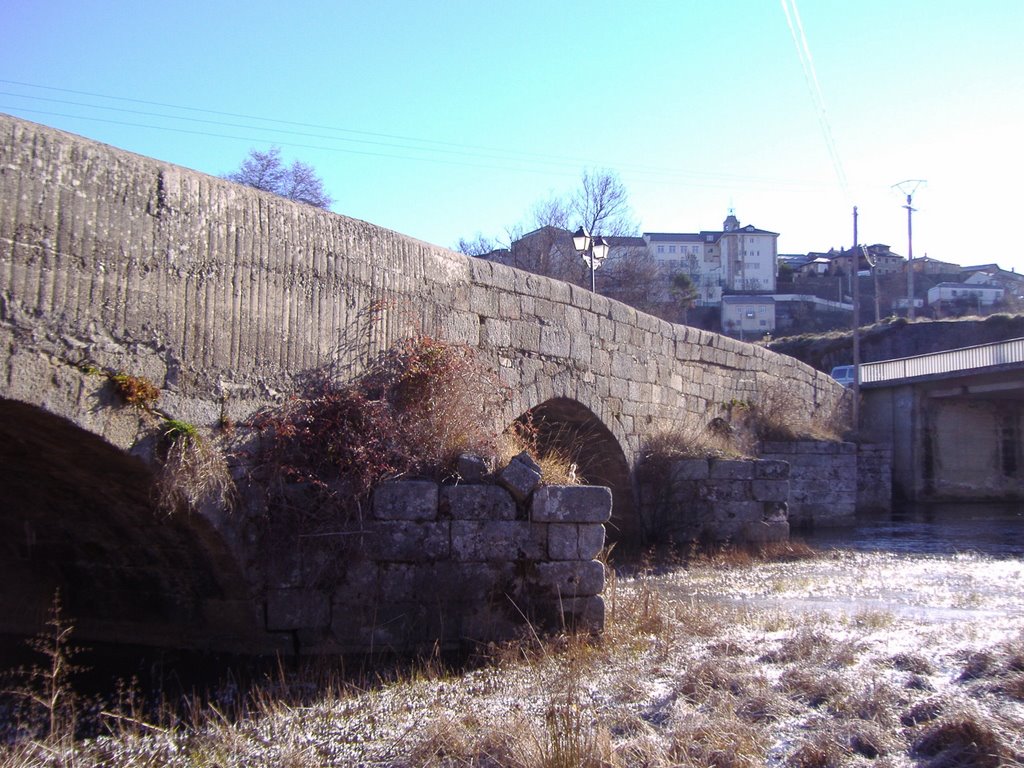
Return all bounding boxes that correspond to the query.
[572,226,609,292]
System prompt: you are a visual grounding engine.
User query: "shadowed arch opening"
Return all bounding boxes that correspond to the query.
[513,398,639,549]
[0,400,259,653]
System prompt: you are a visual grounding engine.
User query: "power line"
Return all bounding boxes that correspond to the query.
[0,79,837,193]
[780,0,848,196]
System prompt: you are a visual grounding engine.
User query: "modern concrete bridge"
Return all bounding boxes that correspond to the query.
[0,114,845,652]
[860,337,1024,501]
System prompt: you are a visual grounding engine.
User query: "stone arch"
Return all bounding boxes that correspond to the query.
[0,399,261,651]
[511,397,640,549]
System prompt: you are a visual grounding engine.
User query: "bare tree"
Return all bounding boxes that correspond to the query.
[455,233,498,257]
[530,195,573,231]
[572,169,638,236]
[225,147,333,209]
[601,249,664,314]
[455,168,639,287]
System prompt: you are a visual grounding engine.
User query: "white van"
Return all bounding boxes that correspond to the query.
[829,365,856,387]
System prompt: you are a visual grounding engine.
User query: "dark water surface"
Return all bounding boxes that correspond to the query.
[806,501,1024,557]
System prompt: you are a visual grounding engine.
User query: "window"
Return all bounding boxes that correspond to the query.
[745,309,755,318]
[668,245,676,253]
[657,245,664,254]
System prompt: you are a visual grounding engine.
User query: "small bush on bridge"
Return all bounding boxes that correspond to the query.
[257,336,506,512]
[111,373,160,409]
[154,418,234,515]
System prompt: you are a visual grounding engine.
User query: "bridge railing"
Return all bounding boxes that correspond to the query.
[861,336,1024,384]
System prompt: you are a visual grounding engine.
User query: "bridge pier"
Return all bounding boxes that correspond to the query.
[862,372,1024,502]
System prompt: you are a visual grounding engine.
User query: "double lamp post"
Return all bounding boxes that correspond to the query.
[571,226,609,293]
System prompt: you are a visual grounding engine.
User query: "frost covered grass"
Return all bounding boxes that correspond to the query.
[4,549,1024,767]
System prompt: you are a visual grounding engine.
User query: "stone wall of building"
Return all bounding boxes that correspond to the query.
[263,480,612,656]
[759,441,857,529]
[636,458,791,545]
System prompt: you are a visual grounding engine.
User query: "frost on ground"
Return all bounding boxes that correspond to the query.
[6,548,1024,767]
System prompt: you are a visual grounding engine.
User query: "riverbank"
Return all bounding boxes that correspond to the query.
[5,545,1023,767]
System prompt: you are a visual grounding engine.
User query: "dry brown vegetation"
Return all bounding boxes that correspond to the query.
[643,380,848,465]
[5,550,1023,767]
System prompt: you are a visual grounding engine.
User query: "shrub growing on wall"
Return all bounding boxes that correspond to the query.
[257,336,506,513]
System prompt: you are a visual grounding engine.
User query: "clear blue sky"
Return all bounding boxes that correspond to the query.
[3,1,1022,271]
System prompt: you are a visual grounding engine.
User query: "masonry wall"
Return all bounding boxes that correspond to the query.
[636,458,791,544]
[759,441,857,528]
[857,442,893,513]
[0,113,846,473]
[263,481,612,655]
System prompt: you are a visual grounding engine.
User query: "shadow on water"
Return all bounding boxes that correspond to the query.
[806,501,1024,557]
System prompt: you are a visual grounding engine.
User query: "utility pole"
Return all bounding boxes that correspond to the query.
[893,180,925,320]
[852,206,861,432]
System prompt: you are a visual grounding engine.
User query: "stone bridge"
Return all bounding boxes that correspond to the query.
[0,114,844,654]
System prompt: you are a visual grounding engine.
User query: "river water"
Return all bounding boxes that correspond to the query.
[652,501,1024,631]
[805,501,1024,557]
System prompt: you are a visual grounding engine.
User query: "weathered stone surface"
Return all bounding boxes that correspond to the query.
[709,459,755,480]
[0,113,850,657]
[752,479,790,501]
[760,440,857,527]
[367,521,450,561]
[442,484,516,521]
[533,560,605,597]
[456,453,489,483]
[754,460,790,479]
[670,459,710,481]
[451,520,546,561]
[373,481,439,521]
[577,524,606,560]
[266,588,330,631]
[498,453,543,501]
[531,485,612,523]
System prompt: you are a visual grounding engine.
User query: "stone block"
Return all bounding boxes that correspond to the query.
[266,588,330,631]
[709,459,755,480]
[497,453,542,501]
[372,481,439,521]
[533,560,605,597]
[754,459,790,479]
[751,479,789,502]
[539,327,571,357]
[455,453,489,483]
[547,523,605,561]
[671,459,709,481]
[367,521,450,561]
[703,480,754,502]
[531,485,612,523]
[547,523,579,560]
[713,501,763,523]
[442,484,516,520]
[451,520,546,561]
[338,559,379,605]
[578,524,606,560]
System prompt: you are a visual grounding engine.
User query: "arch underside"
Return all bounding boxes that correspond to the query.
[0,400,259,651]
[515,397,639,548]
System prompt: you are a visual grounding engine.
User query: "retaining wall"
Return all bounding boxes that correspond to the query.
[637,458,791,544]
[759,441,857,528]
[263,480,611,655]
[857,442,893,513]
